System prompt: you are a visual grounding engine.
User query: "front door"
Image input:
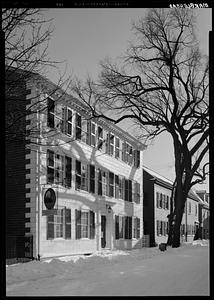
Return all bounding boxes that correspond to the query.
[101,215,106,248]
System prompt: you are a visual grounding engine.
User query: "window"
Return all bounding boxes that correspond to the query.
[81,118,87,143]
[126,144,133,165]
[133,217,140,239]
[97,169,108,196]
[86,121,96,146]
[89,165,95,193]
[106,133,115,156]
[109,172,114,197]
[133,182,140,203]
[97,126,104,151]
[75,113,82,140]
[116,215,132,239]
[75,210,95,239]
[47,150,65,185]
[47,208,71,240]
[47,98,63,131]
[115,137,120,159]
[122,142,127,162]
[133,150,140,168]
[115,175,124,199]
[63,107,73,136]
[75,160,88,191]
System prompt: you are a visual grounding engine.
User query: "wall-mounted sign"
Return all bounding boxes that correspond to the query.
[42,209,58,216]
[44,188,56,210]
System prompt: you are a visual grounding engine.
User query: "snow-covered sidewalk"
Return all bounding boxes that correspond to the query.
[6,240,209,296]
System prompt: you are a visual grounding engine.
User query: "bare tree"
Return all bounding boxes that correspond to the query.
[70,8,209,247]
[3,8,71,143]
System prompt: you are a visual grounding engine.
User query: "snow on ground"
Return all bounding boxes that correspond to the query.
[6,240,209,296]
[43,249,130,263]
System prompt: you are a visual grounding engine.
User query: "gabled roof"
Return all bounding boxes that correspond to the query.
[143,166,173,188]
[143,166,201,202]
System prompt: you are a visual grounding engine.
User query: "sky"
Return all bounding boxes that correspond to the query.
[43,8,211,192]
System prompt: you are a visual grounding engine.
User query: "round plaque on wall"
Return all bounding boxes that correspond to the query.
[44,188,56,209]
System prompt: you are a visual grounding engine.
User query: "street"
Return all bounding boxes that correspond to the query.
[6,243,209,296]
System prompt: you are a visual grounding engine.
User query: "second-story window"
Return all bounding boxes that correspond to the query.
[98,169,108,196]
[47,150,65,185]
[115,175,125,199]
[47,150,72,187]
[75,160,88,191]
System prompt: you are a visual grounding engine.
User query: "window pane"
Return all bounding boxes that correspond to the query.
[47,150,54,167]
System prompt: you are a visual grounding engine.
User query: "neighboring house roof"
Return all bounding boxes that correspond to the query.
[196,191,210,209]
[143,166,173,189]
[143,166,201,202]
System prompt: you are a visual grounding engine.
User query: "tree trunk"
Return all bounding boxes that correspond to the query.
[171,184,186,248]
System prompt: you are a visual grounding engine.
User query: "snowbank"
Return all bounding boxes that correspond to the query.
[43,249,130,264]
[192,239,209,247]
